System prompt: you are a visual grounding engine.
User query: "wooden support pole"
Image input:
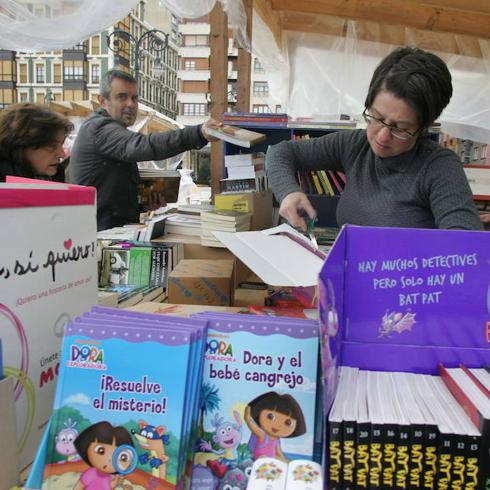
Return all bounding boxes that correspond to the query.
[236,0,253,113]
[209,2,228,199]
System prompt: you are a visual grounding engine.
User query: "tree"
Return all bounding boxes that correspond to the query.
[198,382,220,437]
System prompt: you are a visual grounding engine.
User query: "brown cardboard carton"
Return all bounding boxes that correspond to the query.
[214,190,273,230]
[168,259,234,306]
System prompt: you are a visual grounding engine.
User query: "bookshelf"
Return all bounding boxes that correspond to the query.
[222,114,352,227]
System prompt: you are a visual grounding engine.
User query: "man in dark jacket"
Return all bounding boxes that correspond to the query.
[69,69,219,231]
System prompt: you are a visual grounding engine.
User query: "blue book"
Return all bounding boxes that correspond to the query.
[26,309,205,490]
[190,313,320,490]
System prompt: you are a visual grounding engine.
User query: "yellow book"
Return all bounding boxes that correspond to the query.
[319,170,335,196]
[310,171,324,194]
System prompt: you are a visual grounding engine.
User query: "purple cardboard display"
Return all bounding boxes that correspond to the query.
[319,225,490,411]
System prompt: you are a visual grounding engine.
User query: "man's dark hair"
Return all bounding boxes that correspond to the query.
[364,46,453,130]
[0,103,73,166]
[99,69,137,99]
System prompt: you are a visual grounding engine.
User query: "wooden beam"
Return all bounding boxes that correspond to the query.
[280,11,483,57]
[270,0,490,38]
[209,2,228,198]
[412,0,490,15]
[236,0,253,113]
[254,0,282,48]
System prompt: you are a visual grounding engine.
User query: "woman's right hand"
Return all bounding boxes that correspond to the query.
[279,192,316,232]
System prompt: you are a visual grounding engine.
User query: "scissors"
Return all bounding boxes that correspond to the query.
[305,216,319,250]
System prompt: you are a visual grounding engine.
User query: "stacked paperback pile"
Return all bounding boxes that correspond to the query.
[327,366,490,490]
[200,209,252,247]
[223,112,289,128]
[164,212,202,236]
[26,307,208,490]
[221,152,268,194]
[190,312,323,490]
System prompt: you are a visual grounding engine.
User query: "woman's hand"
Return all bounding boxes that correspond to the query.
[279,192,317,232]
[200,118,223,142]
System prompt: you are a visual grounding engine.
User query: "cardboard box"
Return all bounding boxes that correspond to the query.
[168,259,234,306]
[0,377,20,489]
[215,190,273,230]
[233,287,269,307]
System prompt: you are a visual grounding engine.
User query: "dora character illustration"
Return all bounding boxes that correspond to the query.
[244,392,306,462]
[73,421,135,490]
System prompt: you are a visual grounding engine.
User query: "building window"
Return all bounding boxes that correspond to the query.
[64,62,84,81]
[19,92,29,102]
[35,92,44,104]
[254,58,264,73]
[19,63,28,83]
[35,63,45,83]
[184,59,196,70]
[253,104,271,113]
[91,64,100,84]
[184,35,208,47]
[253,81,268,96]
[91,35,100,55]
[53,63,62,84]
[183,103,207,116]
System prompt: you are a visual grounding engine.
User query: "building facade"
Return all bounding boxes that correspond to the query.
[0,0,179,119]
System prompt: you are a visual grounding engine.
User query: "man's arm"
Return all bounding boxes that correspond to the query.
[93,118,209,163]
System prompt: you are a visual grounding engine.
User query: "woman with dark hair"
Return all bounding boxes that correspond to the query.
[0,103,73,182]
[267,47,482,231]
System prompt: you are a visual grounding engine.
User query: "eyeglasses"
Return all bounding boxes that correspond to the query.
[362,109,419,141]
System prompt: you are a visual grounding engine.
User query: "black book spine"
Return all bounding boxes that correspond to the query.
[407,424,425,490]
[450,434,466,490]
[328,420,343,490]
[381,424,398,490]
[356,421,371,489]
[395,423,411,490]
[342,420,356,489]
[463,434,481,490]
[436,433,454,490]
[422,424,439,490]
[369,423,383,489]
[481,420,490,490]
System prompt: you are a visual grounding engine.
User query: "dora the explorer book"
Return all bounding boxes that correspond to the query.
[190,313,321,490]
[26,312,204,490]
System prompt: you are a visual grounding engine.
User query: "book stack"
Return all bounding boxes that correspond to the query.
[200,209,252,247]
[223,112,289,128]
[164,212,202,236]
[98,284,166,308]
[288,117,356,130]
[327,366,489,490]
[27,307,208,490]
[220,152,268,195]
[190,312,322,490]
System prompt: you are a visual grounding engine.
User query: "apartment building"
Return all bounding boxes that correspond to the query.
[0,0,179,119]
[177,18,280,126]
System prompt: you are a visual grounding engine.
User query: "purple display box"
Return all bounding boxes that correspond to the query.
[319,225,490,411]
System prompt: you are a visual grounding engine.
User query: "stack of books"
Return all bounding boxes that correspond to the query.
[200,209,252,247]
[27,307,208,490]
[223,111,289,128]
[220,153,268,194]
[164,212,202,236]
[327,365,490,490]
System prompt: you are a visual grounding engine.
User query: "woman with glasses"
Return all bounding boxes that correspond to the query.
[0,103,73,183]
[267,47,482,231]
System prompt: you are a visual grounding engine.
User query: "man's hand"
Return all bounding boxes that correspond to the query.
[279,192,317,232]
[480,213,490,231]
[200,118,223,142]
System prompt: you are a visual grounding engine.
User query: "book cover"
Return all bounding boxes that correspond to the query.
[28,311,204,490]
[206,126,267,148]
[0,182,97,468]
[190,313,320,490]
